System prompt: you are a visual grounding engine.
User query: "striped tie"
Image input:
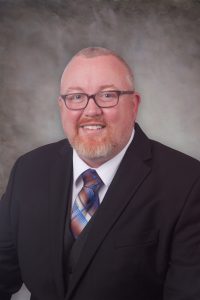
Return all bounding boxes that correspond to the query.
[71,169,103,238]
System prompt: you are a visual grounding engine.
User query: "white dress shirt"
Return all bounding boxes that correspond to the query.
[72,129,135,208]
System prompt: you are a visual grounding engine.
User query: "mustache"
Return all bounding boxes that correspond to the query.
[78,116,107,125]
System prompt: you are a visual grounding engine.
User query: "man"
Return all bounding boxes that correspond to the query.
[0,47,200,300]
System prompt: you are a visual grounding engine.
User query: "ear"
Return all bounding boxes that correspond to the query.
[57,96,63,108]
[133,92,141,114]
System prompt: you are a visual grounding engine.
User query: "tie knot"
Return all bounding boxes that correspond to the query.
[81,169,103,192]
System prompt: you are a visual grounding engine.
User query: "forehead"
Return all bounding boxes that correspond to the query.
[61,55,132,92]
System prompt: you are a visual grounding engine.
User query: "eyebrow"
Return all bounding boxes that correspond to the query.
[98,84,117,90]
[62,87,84,94]
[63,84,118,94]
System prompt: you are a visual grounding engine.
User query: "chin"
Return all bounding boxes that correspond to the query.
[70,137,116,161]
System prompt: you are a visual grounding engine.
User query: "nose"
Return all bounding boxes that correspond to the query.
[83,96,102,117]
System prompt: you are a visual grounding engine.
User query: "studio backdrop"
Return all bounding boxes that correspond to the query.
[0,1,199,299]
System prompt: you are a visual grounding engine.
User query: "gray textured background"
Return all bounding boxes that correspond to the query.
[0,0,199,299]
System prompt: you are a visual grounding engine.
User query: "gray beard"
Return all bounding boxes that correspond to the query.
[69,137,115,161]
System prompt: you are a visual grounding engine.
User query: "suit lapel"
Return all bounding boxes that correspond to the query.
[48,141,73,299]
[66,124,152,299]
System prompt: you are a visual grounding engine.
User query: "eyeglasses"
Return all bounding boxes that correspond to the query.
[60,90,135,110]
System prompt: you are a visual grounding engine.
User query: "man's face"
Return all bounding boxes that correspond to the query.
[59,54,140,167]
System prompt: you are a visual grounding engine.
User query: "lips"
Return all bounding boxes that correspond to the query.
[79,120,106,130]
[80,124,105,130]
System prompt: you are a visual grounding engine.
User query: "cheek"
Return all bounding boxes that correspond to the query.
[60,110,80,135]
[104,106,134,129]
[103,108,120,125]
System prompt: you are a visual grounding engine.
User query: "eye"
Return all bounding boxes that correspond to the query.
[66,93,85,102]
[100,91,117,100]
[74,94,83,99]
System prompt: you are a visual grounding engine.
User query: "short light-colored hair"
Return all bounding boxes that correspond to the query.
[69,47,134,88]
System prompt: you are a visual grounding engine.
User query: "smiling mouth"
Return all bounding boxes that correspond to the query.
[80,124,105,130]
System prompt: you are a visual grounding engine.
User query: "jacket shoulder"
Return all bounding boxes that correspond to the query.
[16,139,71,167]
[150,139,200,175]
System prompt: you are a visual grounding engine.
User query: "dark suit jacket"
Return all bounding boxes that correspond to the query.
[1,123,200,300]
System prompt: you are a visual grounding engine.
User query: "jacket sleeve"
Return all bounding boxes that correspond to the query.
[164,176,200,299]
[0,160,23,299]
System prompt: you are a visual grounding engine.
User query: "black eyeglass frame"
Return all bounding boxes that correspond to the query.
[60,90,135,110]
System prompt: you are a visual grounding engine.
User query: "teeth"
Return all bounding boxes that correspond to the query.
[82,125,103,130]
